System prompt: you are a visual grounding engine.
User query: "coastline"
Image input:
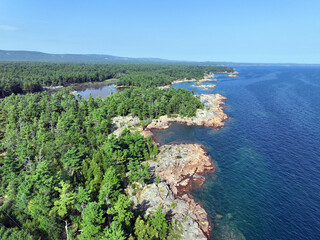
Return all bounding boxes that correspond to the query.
[141,95,228,239]
[158,73,217,90]
[140,76,230,238]
[126,143,215,239]
[141,93,228,136]
[112,89,229,239]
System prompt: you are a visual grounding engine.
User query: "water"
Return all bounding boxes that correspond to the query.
[74,82,117,99]
[152,66,320,240]
[47,82,117,99]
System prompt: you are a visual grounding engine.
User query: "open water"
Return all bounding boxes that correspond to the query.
[153,66,320,240]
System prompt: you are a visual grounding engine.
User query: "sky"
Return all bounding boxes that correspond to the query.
[0,0,320,64]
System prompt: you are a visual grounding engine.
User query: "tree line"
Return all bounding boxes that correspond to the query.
[0,62,233,97]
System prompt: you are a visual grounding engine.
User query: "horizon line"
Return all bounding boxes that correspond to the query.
[1,49,320,66]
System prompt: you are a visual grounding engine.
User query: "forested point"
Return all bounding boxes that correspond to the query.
[0,62,233,98]
[0,62,231,239]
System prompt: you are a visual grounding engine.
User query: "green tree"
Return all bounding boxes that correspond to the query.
[50,181,75,218]
[107,194,134,228]
[75,186,91,213]
[80,202,105,240]
[150,207,169,240]
[61,146,83,176]
[103,221,126,240]
[134,216,158,240]
[98,166,121,205]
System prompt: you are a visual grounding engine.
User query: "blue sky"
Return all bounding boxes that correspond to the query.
[0,0,319,63]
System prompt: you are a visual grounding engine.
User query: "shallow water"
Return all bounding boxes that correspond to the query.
[153,66,320,240]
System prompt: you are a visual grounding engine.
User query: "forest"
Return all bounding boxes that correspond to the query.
[0,62,231,239]
[0,62,233,97]
[0,87,202,239]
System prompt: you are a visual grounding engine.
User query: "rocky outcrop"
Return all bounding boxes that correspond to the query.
[228,73,238,77]
[151,143,214,237]
[228,69,239,78]
[110,93,228,140]
[159,73,215,90]
[149,144,214,195]
[126,182,209,240]
[113,80,229,239]
[111,115,141,137]
[192,84,216,91]
[146,93,229,130]
[126,143,214,239]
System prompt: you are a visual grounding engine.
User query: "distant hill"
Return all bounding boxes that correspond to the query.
[1,49,318,65]
[0,50,174,63]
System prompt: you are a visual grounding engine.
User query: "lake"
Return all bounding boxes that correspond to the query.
[47,82,118,99]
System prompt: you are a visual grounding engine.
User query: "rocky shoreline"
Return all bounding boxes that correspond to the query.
[111,78,229,239]
[126,143,214,239]
[192,83,216,91]
[158,73,216,90]
[144,93,228,133]
[111,93,228,140]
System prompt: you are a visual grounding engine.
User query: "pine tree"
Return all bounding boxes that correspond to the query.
[50,181,75,218]
[103,221,126,240]
[107,194,134,229]
[80,202,105,240]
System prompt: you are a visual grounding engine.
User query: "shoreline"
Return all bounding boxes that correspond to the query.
[126,143,215,239]
[111,75,230,239]
[142,95,228,238]
[141,93,228,134]
[158,72,217,90]
[141,80,229,238]
[43,79,117,95]
[158,70,237,90]
[113,93,229,239]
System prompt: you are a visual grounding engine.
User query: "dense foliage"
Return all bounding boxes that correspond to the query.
[105,87,203,119]
[0,83,203,239]
[0,62,233,97]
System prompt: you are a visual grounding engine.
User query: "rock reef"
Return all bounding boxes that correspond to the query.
[228,69,239,78]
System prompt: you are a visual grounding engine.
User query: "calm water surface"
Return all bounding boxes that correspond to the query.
[75,82,117,99]
[153,66,320,240]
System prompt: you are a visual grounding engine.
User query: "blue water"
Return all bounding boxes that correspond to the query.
[153,66,320,240]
